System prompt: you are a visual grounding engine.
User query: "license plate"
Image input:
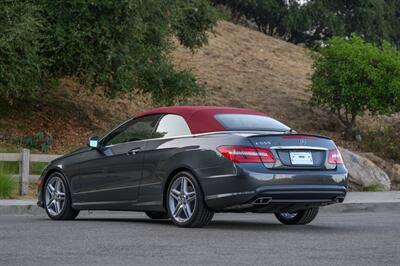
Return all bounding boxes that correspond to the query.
[290,152,313,165]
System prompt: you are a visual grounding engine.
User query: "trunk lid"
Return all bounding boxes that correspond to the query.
[247,134,337,170]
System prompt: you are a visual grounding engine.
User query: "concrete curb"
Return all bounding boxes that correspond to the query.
[0,204,43,215]
[322,202,400,213]
[1,192,400,215]
[322,191,400,213]
[0,200,41,215]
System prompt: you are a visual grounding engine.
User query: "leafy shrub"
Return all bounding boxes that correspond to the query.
[310,35,400,140]
[364,183,385,192]
[136,62,202,105]
[0,172,16,198]
[21,132,53,153]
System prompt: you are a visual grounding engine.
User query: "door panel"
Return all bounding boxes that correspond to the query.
[72,141,147,204]
[71,114,162,206]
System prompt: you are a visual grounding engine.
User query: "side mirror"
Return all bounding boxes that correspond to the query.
[88,136,100,149]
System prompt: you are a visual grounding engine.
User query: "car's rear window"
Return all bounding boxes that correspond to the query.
[214,114,290,132]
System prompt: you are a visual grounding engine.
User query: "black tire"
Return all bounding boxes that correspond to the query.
[43,172,79,220]
[275,208,319,225]
[166,171,214,228]
[145,211,169,220]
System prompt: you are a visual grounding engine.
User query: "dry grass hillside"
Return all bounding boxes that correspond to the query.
[175,21,354,143]
[175,21,320,131]
[0,21,394,153]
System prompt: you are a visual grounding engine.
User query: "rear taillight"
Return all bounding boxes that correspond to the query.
[328,149,344,164]
[217,146,276,163]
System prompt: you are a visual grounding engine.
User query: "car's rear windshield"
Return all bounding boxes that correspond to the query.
[215,114,290,132]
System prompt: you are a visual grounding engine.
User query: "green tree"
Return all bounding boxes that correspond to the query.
[298,0,390,46]
[40,0,218,104]
[214,0,396,47]
[282,0,311,43]
[385,0,400,49]
[252,0,287,36]
[1,0,217,105]
[212,0,256,22]
[311,35,400,139]
[0,1,43,103]
[212,0,289,36]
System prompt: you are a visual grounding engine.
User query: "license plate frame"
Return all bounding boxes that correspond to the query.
[289,151,314,165]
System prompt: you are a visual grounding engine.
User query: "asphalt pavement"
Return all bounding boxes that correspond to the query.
[1,210,399,266]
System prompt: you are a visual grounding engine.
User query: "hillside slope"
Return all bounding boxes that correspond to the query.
[174,21,334,134]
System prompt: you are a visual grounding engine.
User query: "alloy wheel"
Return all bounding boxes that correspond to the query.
[168,176,197,223]
[45,176,66,216]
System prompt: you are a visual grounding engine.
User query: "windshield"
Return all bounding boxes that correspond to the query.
[215,114,290,132]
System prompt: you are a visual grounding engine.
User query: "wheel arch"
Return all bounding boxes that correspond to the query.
[41,167,71,199]
[162,167,205,210]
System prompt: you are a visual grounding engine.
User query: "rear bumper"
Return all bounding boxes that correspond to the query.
[200,162,348,212]
[205,185,346,212]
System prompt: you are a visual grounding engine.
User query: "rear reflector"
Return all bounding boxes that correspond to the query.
[328,149,344,164]
[217,146,276,163]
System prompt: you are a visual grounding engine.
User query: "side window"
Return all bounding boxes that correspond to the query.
[103,115,161,146]
[154,114,191,138]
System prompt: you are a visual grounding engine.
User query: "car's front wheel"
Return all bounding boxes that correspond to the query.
[44,172,79,220]
[166,171,214,228]
[275,208,319,225]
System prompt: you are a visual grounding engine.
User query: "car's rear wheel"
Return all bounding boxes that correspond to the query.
[44,172,79,220]
[275,208,319,225]
[166,171,214,228]
[145,211,169,220]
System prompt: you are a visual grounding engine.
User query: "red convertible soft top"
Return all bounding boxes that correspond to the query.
[135,106,266,134]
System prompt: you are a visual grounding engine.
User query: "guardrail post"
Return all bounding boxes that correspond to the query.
[19,149,30,196]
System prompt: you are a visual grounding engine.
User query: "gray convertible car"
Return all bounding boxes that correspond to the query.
[37,106,348,227]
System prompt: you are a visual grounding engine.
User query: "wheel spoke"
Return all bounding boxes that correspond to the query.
[171,189,180,201]
[54,201,60,214]
[173,203,183,217]
[47,199,55,209]
[183,204,192,218]
[48,183,55,192]
[57,192,65,199]
[182,178,188,194]
[186,192,195,203]
[180,177,185,193]
[55,180,61,192]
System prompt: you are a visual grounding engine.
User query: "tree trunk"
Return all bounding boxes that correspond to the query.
[344,124,354,140]
[344,115,358,140]
[337,109,357,141]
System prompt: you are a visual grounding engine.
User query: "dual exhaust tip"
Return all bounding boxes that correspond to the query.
[251,196,344,205]
[252,197,272,205]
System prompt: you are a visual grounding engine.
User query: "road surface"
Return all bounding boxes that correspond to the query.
[0,210,399,265]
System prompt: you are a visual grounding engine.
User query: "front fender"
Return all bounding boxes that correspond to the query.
[37,165,68,208]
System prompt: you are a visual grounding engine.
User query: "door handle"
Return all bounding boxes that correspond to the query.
[127,148,141,155]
